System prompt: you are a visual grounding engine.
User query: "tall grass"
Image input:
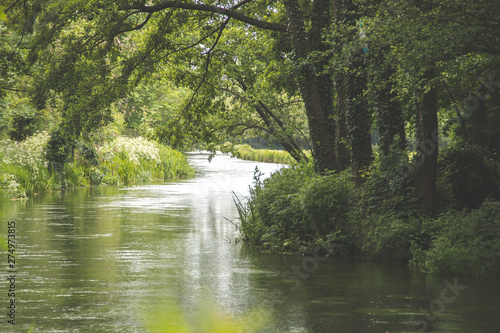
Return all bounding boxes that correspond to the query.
[96,136,194,185]
[0,131,58,198]
[0,133,194,199]
[230,144,306,165]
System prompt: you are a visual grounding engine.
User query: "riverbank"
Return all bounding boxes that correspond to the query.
[236,163,500,277]
[221,142,309,165]
[0,132,194,199]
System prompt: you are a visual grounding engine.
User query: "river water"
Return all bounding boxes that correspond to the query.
[1,152,499,332]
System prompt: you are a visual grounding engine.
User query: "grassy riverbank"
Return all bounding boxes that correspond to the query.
[222,142,308,165]
[0,132,194,199]
[236,162,500,277]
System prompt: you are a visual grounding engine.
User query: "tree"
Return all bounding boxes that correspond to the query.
[155,21,310,162]
[20,0,342,171]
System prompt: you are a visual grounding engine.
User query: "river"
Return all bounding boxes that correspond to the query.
[1,152,499,332]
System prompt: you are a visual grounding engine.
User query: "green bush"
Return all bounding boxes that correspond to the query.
[46,129,75,173]
[63,159,89,188]
[353,147,431,221]
[300,172,352,235]
[0,131,58,198]
[239,164,353,253]
[359,214,434,262]
[251,165,313,248]
[418,204,500,276]
[439,143,500,208]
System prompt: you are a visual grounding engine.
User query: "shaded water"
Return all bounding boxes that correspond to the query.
[1,152,499,332]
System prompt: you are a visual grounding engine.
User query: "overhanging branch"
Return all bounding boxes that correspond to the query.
[123,1,288,32]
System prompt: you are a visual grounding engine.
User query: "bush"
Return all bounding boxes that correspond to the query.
[439,143,500,208]
[46,129,75,173]
[359,214,434,262]
[417,204,500,276]
[0,131,58,198]
[300,172,352,235]
[250,165,313,249]
[357,149,422,219]
[239,164,353,253]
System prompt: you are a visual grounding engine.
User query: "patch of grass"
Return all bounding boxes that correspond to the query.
[223,143,308,165]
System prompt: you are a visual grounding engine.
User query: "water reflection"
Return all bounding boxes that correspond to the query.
[2,152,499,332]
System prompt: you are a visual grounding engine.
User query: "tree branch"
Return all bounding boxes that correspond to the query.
[123,1,288,32]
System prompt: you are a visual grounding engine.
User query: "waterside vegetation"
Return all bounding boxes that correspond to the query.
[236,154,500,277]
[220,142,305,165]
[0,132,193,199]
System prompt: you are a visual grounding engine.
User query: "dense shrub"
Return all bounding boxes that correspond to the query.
[415,204,500,276]
[46,129,75,173]
[238,164,352,252]
[359,214,436,262]
[356,149,423,219]
[439,143,500,208]
[0,131,57,198]
[250,165,313,250]
[300,172,352,235]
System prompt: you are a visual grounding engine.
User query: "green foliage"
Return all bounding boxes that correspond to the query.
[439,143,500,208]
[46,129,75,173]
[96,136,193,185]
[300,172,352,235]
[356,149,422,219]
[239,164,352,253]
[0,131,58,198]
[0,132,193,198]
[414,204,500,276]
[229,144,302,165]
[359,214,434,263]
[0,6,6,21]
[250,165,314,250]
[62,158,90,188]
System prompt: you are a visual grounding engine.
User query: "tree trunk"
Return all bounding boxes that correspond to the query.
[470,98,488,148]
[309,0,336,166]
[375,66,406,162]
[336,75,351,171]
[416,71,438,215]
[333,0,350,171]
[283,0,336,173]
[345,55,373,183]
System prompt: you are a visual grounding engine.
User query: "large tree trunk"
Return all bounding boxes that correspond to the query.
[415,70,438,215]
[309,0,336,166]
[283,0,336,173]
[336,75,351,171]
[333,0,350,171]
[470,98,488,148]
[375,65,406,163]
[344,0,373,183]
[345,55,373,183]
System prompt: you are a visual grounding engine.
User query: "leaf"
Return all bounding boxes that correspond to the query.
[0,6,6,21]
